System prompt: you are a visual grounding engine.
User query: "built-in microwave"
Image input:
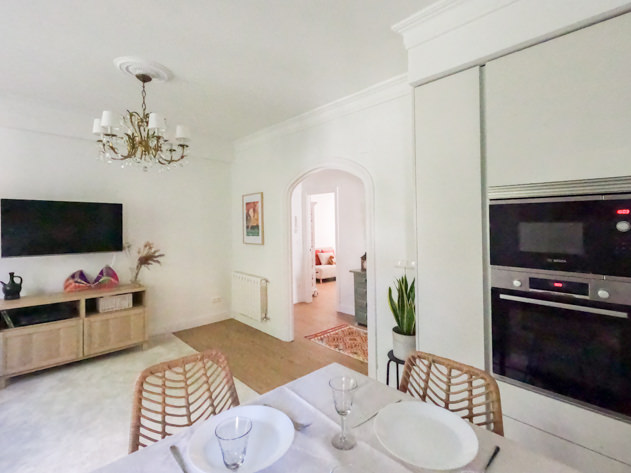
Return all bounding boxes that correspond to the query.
[489,193,631,277]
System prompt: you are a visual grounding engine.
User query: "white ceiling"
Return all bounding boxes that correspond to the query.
[0,1,434,146]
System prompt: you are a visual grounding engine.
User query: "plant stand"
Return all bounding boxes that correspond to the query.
[386,350,405,388]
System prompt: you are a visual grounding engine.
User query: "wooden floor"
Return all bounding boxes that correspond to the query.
[175,281,367,394]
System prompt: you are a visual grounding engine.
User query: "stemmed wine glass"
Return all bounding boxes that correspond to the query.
[329,376,358,450]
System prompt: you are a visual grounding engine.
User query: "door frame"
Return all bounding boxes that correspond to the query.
[285,160,378,378]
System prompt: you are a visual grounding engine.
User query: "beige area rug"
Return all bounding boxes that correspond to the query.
[305,324,368,363]
[0,333,259,473]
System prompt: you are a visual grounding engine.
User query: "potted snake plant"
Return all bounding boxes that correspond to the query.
[388,274,416,360]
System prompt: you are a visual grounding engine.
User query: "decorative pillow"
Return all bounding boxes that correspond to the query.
[318,252,335,265]
[64,270,92,292]
[93,265,119,289]
[315,247,335,264]
[64,266,120,292]
[328,255,336,265]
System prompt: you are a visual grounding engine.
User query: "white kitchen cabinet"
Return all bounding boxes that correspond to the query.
[415,67,485,369]
[485,12,631,187]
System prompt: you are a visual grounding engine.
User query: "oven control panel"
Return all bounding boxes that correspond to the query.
[491,266,631,305]
[529,277,588,296]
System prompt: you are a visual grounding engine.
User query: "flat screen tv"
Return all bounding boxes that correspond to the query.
[1,199,123,257]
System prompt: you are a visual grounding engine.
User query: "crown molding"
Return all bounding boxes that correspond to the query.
[393,0,631,86]
[234,74,411,154]
[392,0,516,49]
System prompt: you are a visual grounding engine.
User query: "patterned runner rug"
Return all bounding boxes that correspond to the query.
[305,323,368,363]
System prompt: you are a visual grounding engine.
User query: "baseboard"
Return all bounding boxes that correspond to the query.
[337,303,354,316]
[152,310,231,336]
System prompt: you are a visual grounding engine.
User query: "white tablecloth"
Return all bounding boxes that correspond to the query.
[92,363,580,473]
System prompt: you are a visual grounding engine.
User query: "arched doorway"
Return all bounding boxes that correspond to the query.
[286,162,377,376]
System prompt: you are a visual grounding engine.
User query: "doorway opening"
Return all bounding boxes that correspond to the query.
[290,168,368,367]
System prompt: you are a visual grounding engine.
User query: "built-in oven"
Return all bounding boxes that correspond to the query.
[489,193,631,277]
[491,267,631,420]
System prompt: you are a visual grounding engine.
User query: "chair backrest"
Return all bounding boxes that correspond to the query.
[399,351,504,436]
[129,349,240,453]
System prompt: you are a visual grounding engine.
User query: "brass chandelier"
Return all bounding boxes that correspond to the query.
[92,58,190,171]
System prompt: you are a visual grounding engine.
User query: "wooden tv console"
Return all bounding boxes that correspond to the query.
[0,284,147,388]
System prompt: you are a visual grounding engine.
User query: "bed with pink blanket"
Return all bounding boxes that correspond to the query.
[314,247,336,283]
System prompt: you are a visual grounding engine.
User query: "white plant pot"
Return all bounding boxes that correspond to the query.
[392,328,416,361]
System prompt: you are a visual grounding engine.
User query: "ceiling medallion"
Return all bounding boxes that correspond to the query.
[92,57,190,171]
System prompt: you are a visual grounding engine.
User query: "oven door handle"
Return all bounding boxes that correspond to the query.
[499,294,629,319]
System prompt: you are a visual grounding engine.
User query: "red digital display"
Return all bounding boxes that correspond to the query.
[553,282,563,287]
[617,209,630,215]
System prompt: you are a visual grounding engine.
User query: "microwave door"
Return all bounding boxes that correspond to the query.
[489,199,594,273]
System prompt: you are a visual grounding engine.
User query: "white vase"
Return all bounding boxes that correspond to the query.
[392,327,416,361]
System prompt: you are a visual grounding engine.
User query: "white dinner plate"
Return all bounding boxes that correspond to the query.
[374,401,479,471]
[187,405,295,473]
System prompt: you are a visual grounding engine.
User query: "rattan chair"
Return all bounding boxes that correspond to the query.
[129,349,240,453]
[399,351,504,436]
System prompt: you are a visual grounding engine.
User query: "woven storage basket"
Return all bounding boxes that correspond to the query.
[97,293,132,313]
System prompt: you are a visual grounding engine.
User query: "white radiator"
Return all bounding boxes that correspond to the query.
[231,272,269,321]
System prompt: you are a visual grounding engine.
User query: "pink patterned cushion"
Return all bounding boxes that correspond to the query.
[93,265,119,289]
[64,270,92,292]
[64,266,119,292]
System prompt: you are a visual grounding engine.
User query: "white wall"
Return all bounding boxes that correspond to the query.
[311,193,336,250]
[0,98,234,335]
[231,77,416,381]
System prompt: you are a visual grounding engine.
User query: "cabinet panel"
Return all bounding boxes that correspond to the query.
[351,270,367,326]
[415,67,484,368]
[2,319,82,375]
[84,308,146,356]
[486,12,631,187]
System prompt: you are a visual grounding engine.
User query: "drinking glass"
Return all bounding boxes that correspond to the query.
[329,376,358,450]
[215,416,252,471]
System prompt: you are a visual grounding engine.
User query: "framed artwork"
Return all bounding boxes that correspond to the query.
[243,192,264,245]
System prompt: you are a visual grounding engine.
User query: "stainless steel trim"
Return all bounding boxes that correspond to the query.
[491,265,631,285]
[528,288,590,299]
[499,294,628,319]
[488,176,631,200]
[490,194,603,204]
[490,265,607,281]
[490,192,631,205]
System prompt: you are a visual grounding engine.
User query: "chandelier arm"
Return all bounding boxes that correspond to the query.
[162,146,187,164]
[102,139,132,161]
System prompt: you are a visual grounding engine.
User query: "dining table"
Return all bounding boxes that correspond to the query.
[92,362,580,473]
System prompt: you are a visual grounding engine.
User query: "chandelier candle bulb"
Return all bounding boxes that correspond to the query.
[176,125,190,141]
[147,112,160,130]
[100,110,113,128]
[92,118,102,135]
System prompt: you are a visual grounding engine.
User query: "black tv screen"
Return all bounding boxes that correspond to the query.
[1,199,123,257]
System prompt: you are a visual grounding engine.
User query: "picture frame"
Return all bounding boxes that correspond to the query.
[243,192,264,245]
